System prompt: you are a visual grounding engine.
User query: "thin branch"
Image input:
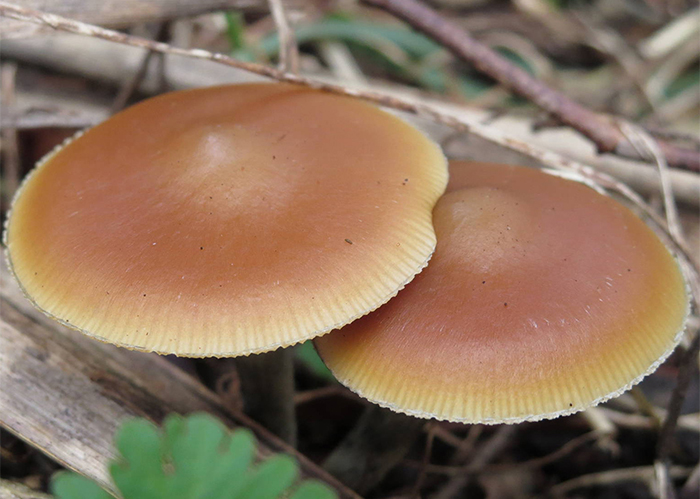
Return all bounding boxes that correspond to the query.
[621,123,684,243]
[658,332,700,462]
[550,465,693,497]
[414,431,598,476]
[411,422,437,498]
[616,125,700,488]
[1,62,19,205]
[111,23,169,113]
[360,0,700,172]
[268,0,299,74]
[432,426,516,499]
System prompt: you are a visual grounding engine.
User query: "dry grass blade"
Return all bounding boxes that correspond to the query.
[268,0,299,74]
[0,62,19,205]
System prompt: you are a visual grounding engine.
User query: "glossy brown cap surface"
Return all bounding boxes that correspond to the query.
[315,161,688,423]
[6,83,447,356]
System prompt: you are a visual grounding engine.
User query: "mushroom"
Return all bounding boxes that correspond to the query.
[4,83,448,357]
[315,161,689,423]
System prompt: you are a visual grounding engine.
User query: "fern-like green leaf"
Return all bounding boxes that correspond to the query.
[51,413,338,499]
[52,472,113,499]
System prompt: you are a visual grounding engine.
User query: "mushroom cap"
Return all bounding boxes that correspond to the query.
[315,161,689,423]
[5,83,447,357]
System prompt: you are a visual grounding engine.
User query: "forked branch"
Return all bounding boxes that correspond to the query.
[361,0,699,172]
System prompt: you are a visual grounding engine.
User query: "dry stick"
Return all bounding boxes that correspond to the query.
[431,425,464,448]
[268,0,299,74]
[629,387,663,428]
[293,385,359,405]
[658,333,700,463]
[111,23,170,113]
[491,431,598,472]
[598,408,700,433]
[415,430,598,476]
[411,422,437,498]
[622,123,684,243]
[432,426,517,499]
[680,462,700,499]
[322,406,426,494]
[0,62,19,205]
[450,425,484,464]
[550,465,693,497]
[619,126,700,488]
[360,0,700,172]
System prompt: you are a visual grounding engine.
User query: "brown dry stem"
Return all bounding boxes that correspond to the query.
[361,0,699,172]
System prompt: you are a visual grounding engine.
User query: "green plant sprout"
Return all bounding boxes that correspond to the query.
[52,413,338,499]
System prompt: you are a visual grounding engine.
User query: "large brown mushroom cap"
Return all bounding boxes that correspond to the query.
[5,83,447,356]
[315,161,689,423]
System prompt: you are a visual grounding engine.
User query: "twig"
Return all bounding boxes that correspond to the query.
[0,62,19,205]
[414,430,598,476]
[657,332,700,462]
[642,125,700,150]
[630,387,663,428]
[494,431,598,472]
[449,424,484,464]
[111,23,169,113]
[319,41,368,85]
[616,124,700,496]
[621,123,684,245]
[550,465,692,497]
[268,0,299,74]
[598,408,700,433]
[680,462,700,499]
[360,0,700,172]
[411,422,437,498]
[581,406,619,454]
[574,9,658,114]
[656,459,676,499]
[431,425,465,448]
[432,426,516,499]
[322,406,426,495]
[293,385,359,405]
[638,7,700,59]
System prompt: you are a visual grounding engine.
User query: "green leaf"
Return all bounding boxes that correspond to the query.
[50,413,339,499]
[290,481,338,499]
[110,419,169,499]
[295,342,336,382]
[224,11,246,50]
[52,472,114,499]
[237,455,298,499]
[163,414,255,499]
[257,18,441,60]
[664,66,700,99]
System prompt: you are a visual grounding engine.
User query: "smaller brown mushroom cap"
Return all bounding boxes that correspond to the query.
[315,161,689,423]
[5,83,447,357]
